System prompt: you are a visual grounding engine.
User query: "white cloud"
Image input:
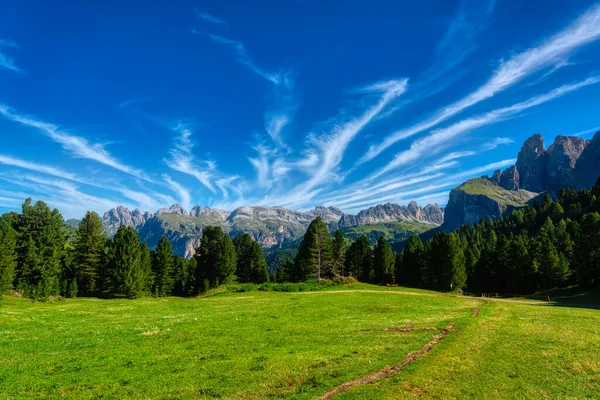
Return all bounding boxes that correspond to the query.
[164,124,216,192]
[0,155,77,180]
[0,39,23,73]
[361,3,600,163]
[0,105,148,180]
[194,10,225,25]
[163,174,192,210]
[372,77,600,179]
[297,79,408,197]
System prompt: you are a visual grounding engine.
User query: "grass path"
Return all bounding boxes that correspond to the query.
[335,298,600,399]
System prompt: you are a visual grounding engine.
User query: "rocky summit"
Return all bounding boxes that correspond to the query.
[101,201,443,258]
[441,131,600,231]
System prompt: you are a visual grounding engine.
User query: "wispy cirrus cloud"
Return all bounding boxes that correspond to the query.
[197,29,297,148]
[0,104,149,180]
[201,33,283,85]
[371,77,600,179]
[194,10,225,25]
[164,123,216,192]
[0,39,23,73]
[299,79,408,192]
[360,3,600,164]
[0,155,77,181]
[163,174,192,210]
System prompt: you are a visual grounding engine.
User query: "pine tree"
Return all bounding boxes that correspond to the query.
[575,212,600,285]
[234,233,269,283]
[394,251,403,285]
[0,216,17,293]
[173,256,195,296]
[275,257,293,283]
[344,235,371,281]
[105,226,145,298]
[15,199,65,298]
[399,235,424,287]
[331,230,346,276]
[292,217,333,281]
[73,211,106,296]
[151,236,175,296]
[195,226,237,289]
[373,236,395,283]
[427,232,466,291]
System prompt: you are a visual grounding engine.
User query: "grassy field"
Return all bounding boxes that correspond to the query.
[1,283,599,399]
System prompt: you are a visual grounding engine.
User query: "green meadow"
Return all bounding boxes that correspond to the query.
[1,283,599,399]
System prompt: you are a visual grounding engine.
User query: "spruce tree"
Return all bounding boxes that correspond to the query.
[399,235,424,287]
[0,216,17,293]
[151,236,175,296]
[73,211,106,296]
[195,226,236,289]
[575,212,600,285]
[373,236,395,283]
[16,199,65,298]
[344,234,371,280]
[394,251,403,285]
[331,230,346,276]
[292,217,333,281]
[105,226,145,298]
[276,257,293,283]
[234,233,268,283]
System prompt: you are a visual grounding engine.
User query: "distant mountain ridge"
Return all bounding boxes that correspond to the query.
[100,201,444,257]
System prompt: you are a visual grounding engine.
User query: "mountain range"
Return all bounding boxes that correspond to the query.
[88,129,600,258]
[100,201,444,258]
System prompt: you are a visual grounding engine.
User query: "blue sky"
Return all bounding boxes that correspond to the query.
[1,0,600,218]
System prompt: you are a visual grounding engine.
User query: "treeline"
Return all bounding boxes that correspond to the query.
[3,179,600,299]
[0,199,268,299]
[278,180,600,293]
[398,180,600,293]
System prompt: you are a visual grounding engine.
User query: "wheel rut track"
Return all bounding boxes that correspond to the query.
[315,322,456,400]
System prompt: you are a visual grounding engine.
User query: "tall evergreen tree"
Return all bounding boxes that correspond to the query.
[399,235,425,287]
[575,212,600,285]
[173,256,195,296]
[331,230,346,276]
[105,226,146,298]
[73,211,106,296]
[373,236,395,283]
[344,234,371,281]
[394,251,403,285]
[427,232,466,291]
[15,199,65,298]
[292,217,333,281]
[151,236,175,296]
[0,216,17,293]
[195,226,237,289]
[275,257,293,283]
[234,233,269,283]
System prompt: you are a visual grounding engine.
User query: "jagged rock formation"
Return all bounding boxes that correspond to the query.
[575,131,600,189]
[156,204,188,216]
[515,134,546,192]
[442,131,600,231]
[341,202,443,227]
[102,201,443,257]
[499,166,519,190]
[546,135,586,191]
[102,206,153,237]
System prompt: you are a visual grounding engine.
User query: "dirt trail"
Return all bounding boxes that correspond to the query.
[315,322,456,400]
[297,289,561,306]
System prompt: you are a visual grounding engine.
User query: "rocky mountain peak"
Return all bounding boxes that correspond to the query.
[546,135,587,191]
[575,131,600,189]
[157,204,188,216]
[516,133,546,192]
